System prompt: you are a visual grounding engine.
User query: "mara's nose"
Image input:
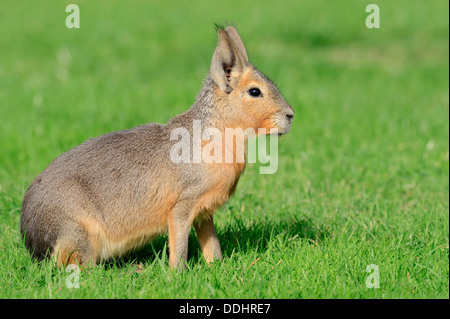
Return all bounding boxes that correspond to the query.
[286,106,294,121]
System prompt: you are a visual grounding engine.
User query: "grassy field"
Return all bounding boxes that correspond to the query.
[0,0,448,299]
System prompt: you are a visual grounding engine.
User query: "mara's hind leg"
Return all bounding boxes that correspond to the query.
[52,223,97,268]
[53,244,82,267]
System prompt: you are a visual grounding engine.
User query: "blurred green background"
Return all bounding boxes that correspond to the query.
[0,0,448,298]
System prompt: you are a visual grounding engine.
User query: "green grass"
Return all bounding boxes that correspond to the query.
[0,0,448,298]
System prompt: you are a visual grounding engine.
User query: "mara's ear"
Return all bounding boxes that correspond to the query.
[224,26,249,63]
[210,28,248,93]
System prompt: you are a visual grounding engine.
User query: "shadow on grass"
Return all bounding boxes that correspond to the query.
[107,216,329,269]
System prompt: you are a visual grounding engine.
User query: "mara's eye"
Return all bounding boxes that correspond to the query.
[248,87,262,97]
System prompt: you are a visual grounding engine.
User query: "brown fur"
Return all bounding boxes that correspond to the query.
[20,26,294,271]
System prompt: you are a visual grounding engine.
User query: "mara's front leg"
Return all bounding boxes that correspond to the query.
[194,216,222,263]
[168,203,192,271]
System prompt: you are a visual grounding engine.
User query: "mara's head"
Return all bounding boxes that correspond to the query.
[209,26,294,135]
